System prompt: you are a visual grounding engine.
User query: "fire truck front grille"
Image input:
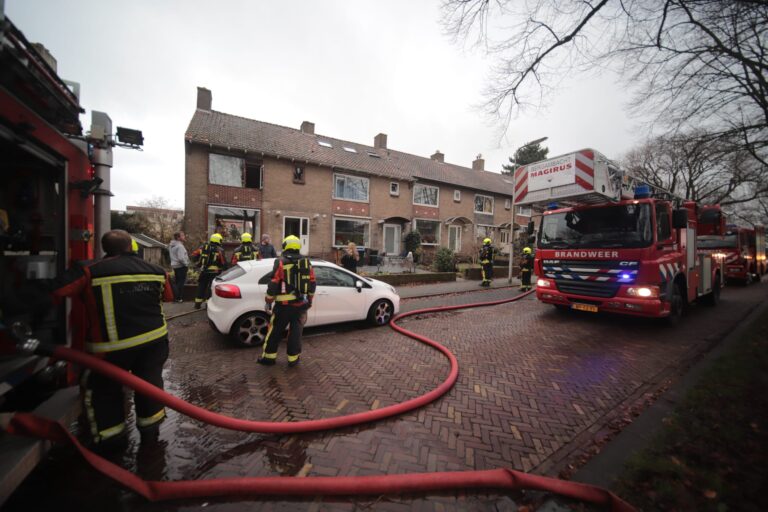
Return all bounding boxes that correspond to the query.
[554,280,620,298]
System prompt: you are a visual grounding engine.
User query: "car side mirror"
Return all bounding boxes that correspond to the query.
[355,280,363,293]
[672,209,688,229]
[526,220,535,235]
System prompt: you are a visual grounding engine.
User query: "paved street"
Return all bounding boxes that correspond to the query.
[5,281,768,511]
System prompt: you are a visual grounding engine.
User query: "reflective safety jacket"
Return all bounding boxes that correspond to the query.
[265,251,316,306]
[520,253,534,272]
[479,245,495,265]
[53,254,173,354]
[192,242,226,272]
[231,243,258,266]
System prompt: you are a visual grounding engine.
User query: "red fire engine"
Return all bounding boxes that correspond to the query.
[513,149,722,323]
[0,14,97,501]
[698,222,767,285]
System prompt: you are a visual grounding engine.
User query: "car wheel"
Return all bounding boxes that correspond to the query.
[368,299,394,326]
[231,311,270,348]
[665,284,684,326]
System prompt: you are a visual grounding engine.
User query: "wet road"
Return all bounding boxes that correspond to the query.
[4,281,767,511]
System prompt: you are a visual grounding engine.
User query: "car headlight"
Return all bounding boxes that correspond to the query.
[626,286,659,298]
[537,278,551,287]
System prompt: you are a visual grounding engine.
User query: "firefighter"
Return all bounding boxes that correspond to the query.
[479,237,495,287]
[258,235,316,367]
[231,232,258,266]
[52,229,173,450]
[191,233,227,309]
[520,247,534,291]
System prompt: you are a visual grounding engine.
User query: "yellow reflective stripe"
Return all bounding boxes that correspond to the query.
[92,274,165,286]
[101,283,118,342]
[287,354,300,362]
[137,408,166,427]
[275,293,297,301]
[262,314,277,357]
[87,324,168,353]
[99,422,126,441]
[82,371,99,440]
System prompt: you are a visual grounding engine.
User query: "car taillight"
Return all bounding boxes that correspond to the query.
[215,284,241,299]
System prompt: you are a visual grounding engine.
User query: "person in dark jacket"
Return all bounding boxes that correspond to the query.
[258,235,316,367]
[478,237,495,287]
[231,232,258,265]
[191,233,227,309]
[258,234,277,259]
[53,229,173,450]
[519,247,534,291]
[340,241,359,273]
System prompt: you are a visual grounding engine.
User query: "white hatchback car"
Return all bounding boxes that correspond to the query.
[207,258,400,347]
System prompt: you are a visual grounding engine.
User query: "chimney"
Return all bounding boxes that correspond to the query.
[472,154,485,171]
[431,150,444,163]
[374,133,387,150]
[197,87,212,111]
[300,121,315,134]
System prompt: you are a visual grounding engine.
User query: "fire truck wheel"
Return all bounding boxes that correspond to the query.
[701,276,721,307]
[665,284,684,326]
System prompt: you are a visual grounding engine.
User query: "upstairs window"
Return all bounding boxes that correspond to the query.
[474,194,494,214]
[293,165,305,184]
[318,140,333,148]
[209,153,262,189]
[333,173,369,202]
[413,184,439,207]
[454,190,461,202]
[390,182,400,196]
[516,205,532,216]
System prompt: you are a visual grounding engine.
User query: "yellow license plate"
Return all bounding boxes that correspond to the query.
[572,303,598,313]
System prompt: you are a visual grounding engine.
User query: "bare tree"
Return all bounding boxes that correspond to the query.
[441,1,768,162]
[134,196,182,243]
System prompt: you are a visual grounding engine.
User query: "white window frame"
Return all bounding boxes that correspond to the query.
[413,183,439,207]
[414,218,441,245]
[500,229,510,244]
[504,198,511,210]
[453,190,461,202]
[390,182,400,196]
[474,194,494,214]
[332,215,371,248]
[448,225,462,252]
[516,205,532,217]
[333,173,370,203]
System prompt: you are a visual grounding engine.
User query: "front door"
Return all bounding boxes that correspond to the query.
[284,217,309,255]
[383,223,401,256]
[448,225,462,253]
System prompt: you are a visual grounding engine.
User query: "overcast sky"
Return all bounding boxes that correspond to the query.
[7,0,644,211]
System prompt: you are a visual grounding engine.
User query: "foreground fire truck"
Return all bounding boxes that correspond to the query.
[514,149,722,322]
[0,13,97,501]
[698,221,766,285]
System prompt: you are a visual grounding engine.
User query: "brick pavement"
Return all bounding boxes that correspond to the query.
[4,281,767,511]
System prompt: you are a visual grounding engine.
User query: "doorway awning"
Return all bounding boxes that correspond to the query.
[378,216,410,224]
[499,222,522,230]
[444,216,473,225]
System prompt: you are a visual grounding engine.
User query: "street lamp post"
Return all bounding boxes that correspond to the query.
[507,137,548,284]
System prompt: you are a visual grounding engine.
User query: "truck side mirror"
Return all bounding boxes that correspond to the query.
[526,220,535,235]
[672,209,688,229]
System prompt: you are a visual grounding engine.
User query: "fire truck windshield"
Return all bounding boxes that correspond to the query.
[697,234,737,249]
[539,203,653,249]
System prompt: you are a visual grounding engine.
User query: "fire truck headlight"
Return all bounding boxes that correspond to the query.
[537,278,551,288]
[627,286,659,298]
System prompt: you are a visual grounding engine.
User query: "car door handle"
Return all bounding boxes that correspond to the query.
[317,291,330,295]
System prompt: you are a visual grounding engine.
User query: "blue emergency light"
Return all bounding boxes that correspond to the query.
[546,202,559,210]
[634,184,651,199]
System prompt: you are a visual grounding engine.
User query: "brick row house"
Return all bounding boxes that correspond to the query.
[184,87,532,261]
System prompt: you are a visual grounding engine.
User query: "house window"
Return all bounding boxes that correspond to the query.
[333,173,369,202]
[475,224,495,239]
[318,140,333,148]
[504,198,511,210]
[293,165,305,184]
[343,146,357,153]
[209,153,243,187]
[413,184,439,207]
[454,190,461,202]
[500,229,510,244]
[474,194,494,214]
[390,182,400,196]
[516,206,532,216]
[207,206,260,243]
[333,217,370,247]
[209,154,262,189]
[414,219,441,245]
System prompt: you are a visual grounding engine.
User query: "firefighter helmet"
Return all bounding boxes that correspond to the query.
[483,238,492,245]
[131,238,139,253]
[523,247,532,254]
[241,232,253,243]
[282,235,301,251]
[210,233,223,244]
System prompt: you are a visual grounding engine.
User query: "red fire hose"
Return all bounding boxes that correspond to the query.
[5,289,636,511]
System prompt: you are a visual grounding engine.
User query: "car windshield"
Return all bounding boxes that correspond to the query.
[539,203,653,249]
[697,234,737,249]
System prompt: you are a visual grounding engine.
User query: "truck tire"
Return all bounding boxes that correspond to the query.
[665,284,684,326]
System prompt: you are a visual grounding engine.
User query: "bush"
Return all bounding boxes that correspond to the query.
[432,247,456,272]
[404,231,422,262]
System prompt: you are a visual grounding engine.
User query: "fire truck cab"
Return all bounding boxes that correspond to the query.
[699,224,766,285]
[514,149,721,322]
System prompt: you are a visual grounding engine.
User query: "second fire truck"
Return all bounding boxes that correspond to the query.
[514,149,722,323]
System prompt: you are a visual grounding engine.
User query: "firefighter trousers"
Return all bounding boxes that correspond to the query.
[520,269,532,289]
[481,262,493,285]
[262,304,305,362]
[195,269,219,303]
[81,337,169,444]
